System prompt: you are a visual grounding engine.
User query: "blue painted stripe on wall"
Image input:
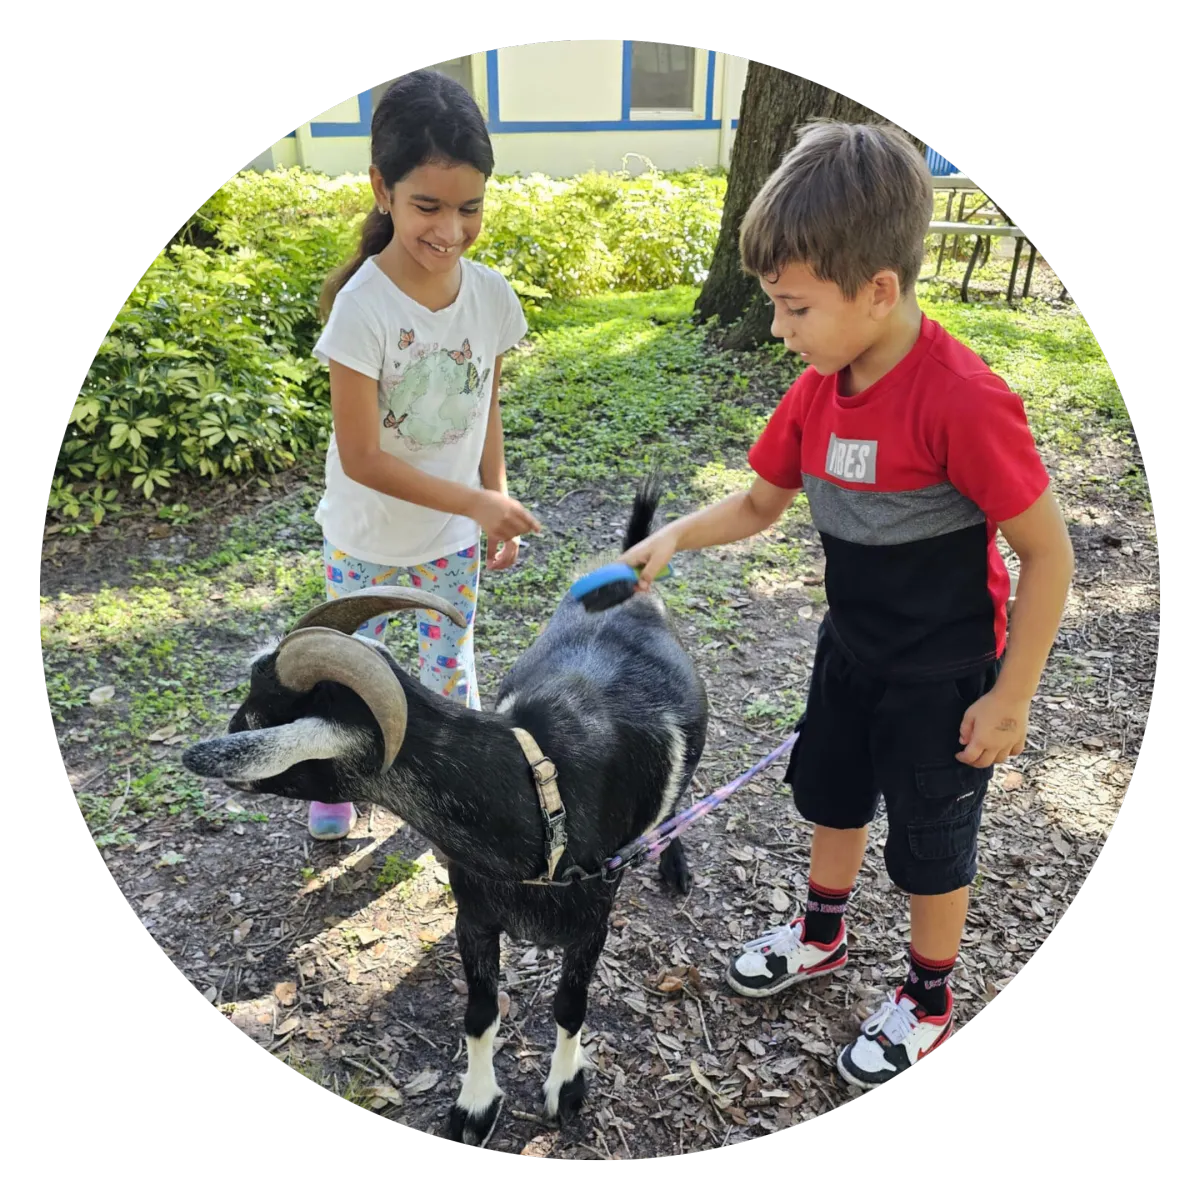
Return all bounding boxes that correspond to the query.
[705,49,716,121]
[621,40,634,119]
[487,48,501,130]
[309,90,372,138]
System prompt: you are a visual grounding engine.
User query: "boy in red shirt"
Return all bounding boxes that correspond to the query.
[622,121,1074,1087]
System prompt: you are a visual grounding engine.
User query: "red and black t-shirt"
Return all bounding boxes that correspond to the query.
[749,315,1050,682]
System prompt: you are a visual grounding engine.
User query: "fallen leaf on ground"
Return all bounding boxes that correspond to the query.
[366,1084,403,1109]
[274,981,297,1006]
[404,1068,440,1096]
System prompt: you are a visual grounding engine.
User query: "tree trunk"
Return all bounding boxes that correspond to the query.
[696,64,926,350]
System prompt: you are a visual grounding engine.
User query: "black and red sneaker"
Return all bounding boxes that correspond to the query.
[836,987,955,1088]
[726,916,848,998]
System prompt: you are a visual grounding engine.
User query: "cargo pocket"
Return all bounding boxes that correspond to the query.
[907,763,987,861]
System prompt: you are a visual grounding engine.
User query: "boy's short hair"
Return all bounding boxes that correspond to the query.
[740,119,934,296]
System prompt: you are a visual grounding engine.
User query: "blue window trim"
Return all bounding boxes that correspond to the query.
[485,44,734,133]
[307,90,372,138]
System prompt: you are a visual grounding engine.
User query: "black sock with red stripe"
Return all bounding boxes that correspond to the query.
[901,946,955,1016]
[803,879,851,946]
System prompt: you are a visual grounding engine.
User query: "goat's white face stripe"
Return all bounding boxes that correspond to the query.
[456,1015,502,1116]
[495,693,518,715]
[543,1024,588,1118]
[191,717,359,781]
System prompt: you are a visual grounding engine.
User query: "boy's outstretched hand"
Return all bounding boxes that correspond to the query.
[620,530,679,591]
[956,687,1029,768]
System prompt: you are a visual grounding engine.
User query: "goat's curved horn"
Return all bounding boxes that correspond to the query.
[275,627,407,771]
[292,585,469,634]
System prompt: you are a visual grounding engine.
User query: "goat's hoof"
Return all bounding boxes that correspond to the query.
[658,847,692,896]
[446,1094,503,1147]
[545,1070,588,1126]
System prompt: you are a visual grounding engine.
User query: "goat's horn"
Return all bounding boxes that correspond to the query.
[292,585,469,634]
[274,627,407,771]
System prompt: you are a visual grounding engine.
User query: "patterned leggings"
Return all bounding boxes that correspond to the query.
[322,538,480,710]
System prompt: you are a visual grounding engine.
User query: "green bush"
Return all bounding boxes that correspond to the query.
[52,164,727,528]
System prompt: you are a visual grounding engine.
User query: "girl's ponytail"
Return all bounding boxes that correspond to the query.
[319,208,393,321]
[319,68,494,321]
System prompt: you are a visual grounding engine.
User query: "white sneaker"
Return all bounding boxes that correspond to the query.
[837,986,955,1088]
[726,916,848,998]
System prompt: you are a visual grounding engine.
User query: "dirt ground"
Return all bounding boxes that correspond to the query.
[41,353,1155,1159]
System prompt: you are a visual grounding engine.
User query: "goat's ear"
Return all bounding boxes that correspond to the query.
[181,717,364,782]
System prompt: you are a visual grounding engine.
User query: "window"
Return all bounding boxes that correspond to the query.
[629,42,696,111]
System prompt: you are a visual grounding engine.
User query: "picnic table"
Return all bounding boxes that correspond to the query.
[925,175,1039,303]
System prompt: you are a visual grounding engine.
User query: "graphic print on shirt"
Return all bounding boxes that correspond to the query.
[380,331,493,453]
[825,434,879,484]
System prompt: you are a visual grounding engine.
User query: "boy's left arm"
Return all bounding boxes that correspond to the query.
[957,488,1075,767]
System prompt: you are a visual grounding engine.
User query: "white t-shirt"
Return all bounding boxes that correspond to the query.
[312,256,528,565]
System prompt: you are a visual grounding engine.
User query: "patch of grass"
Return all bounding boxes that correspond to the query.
[375,854,420,892]
[918,290,1131,454]
[504,287,793,502]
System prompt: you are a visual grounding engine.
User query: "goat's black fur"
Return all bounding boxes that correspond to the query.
[182,478,708,1142]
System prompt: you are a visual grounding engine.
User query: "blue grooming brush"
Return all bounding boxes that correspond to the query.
[569,562,673,612]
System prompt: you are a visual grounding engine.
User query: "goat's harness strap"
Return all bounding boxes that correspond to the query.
[511,727,568,884]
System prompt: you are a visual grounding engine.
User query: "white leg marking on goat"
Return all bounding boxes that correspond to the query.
[649,720,686,830]
[456,1015,503,1116]
[543,1024,589,1118]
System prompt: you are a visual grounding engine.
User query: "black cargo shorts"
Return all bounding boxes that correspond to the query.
[783,622,999,895]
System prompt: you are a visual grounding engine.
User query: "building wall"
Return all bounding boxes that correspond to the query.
[248,41,748,179]
[245,47,956,181]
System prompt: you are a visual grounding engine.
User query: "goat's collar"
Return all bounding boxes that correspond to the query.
[511,727,568,885]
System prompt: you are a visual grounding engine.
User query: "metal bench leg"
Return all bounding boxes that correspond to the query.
[1007,237,1025,305]
[934,189,954,277]
[952,192,967,263]
[1023,245,1037,298]
[962,235,984,302]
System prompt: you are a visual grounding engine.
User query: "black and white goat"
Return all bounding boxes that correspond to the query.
[182,481,708,1146]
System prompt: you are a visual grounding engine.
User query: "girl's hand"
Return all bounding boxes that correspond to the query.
[487,537,521,572]
[470,490,541,542]
[620,530,678,591]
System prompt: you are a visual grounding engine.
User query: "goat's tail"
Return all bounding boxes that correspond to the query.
[622,474,663,551]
